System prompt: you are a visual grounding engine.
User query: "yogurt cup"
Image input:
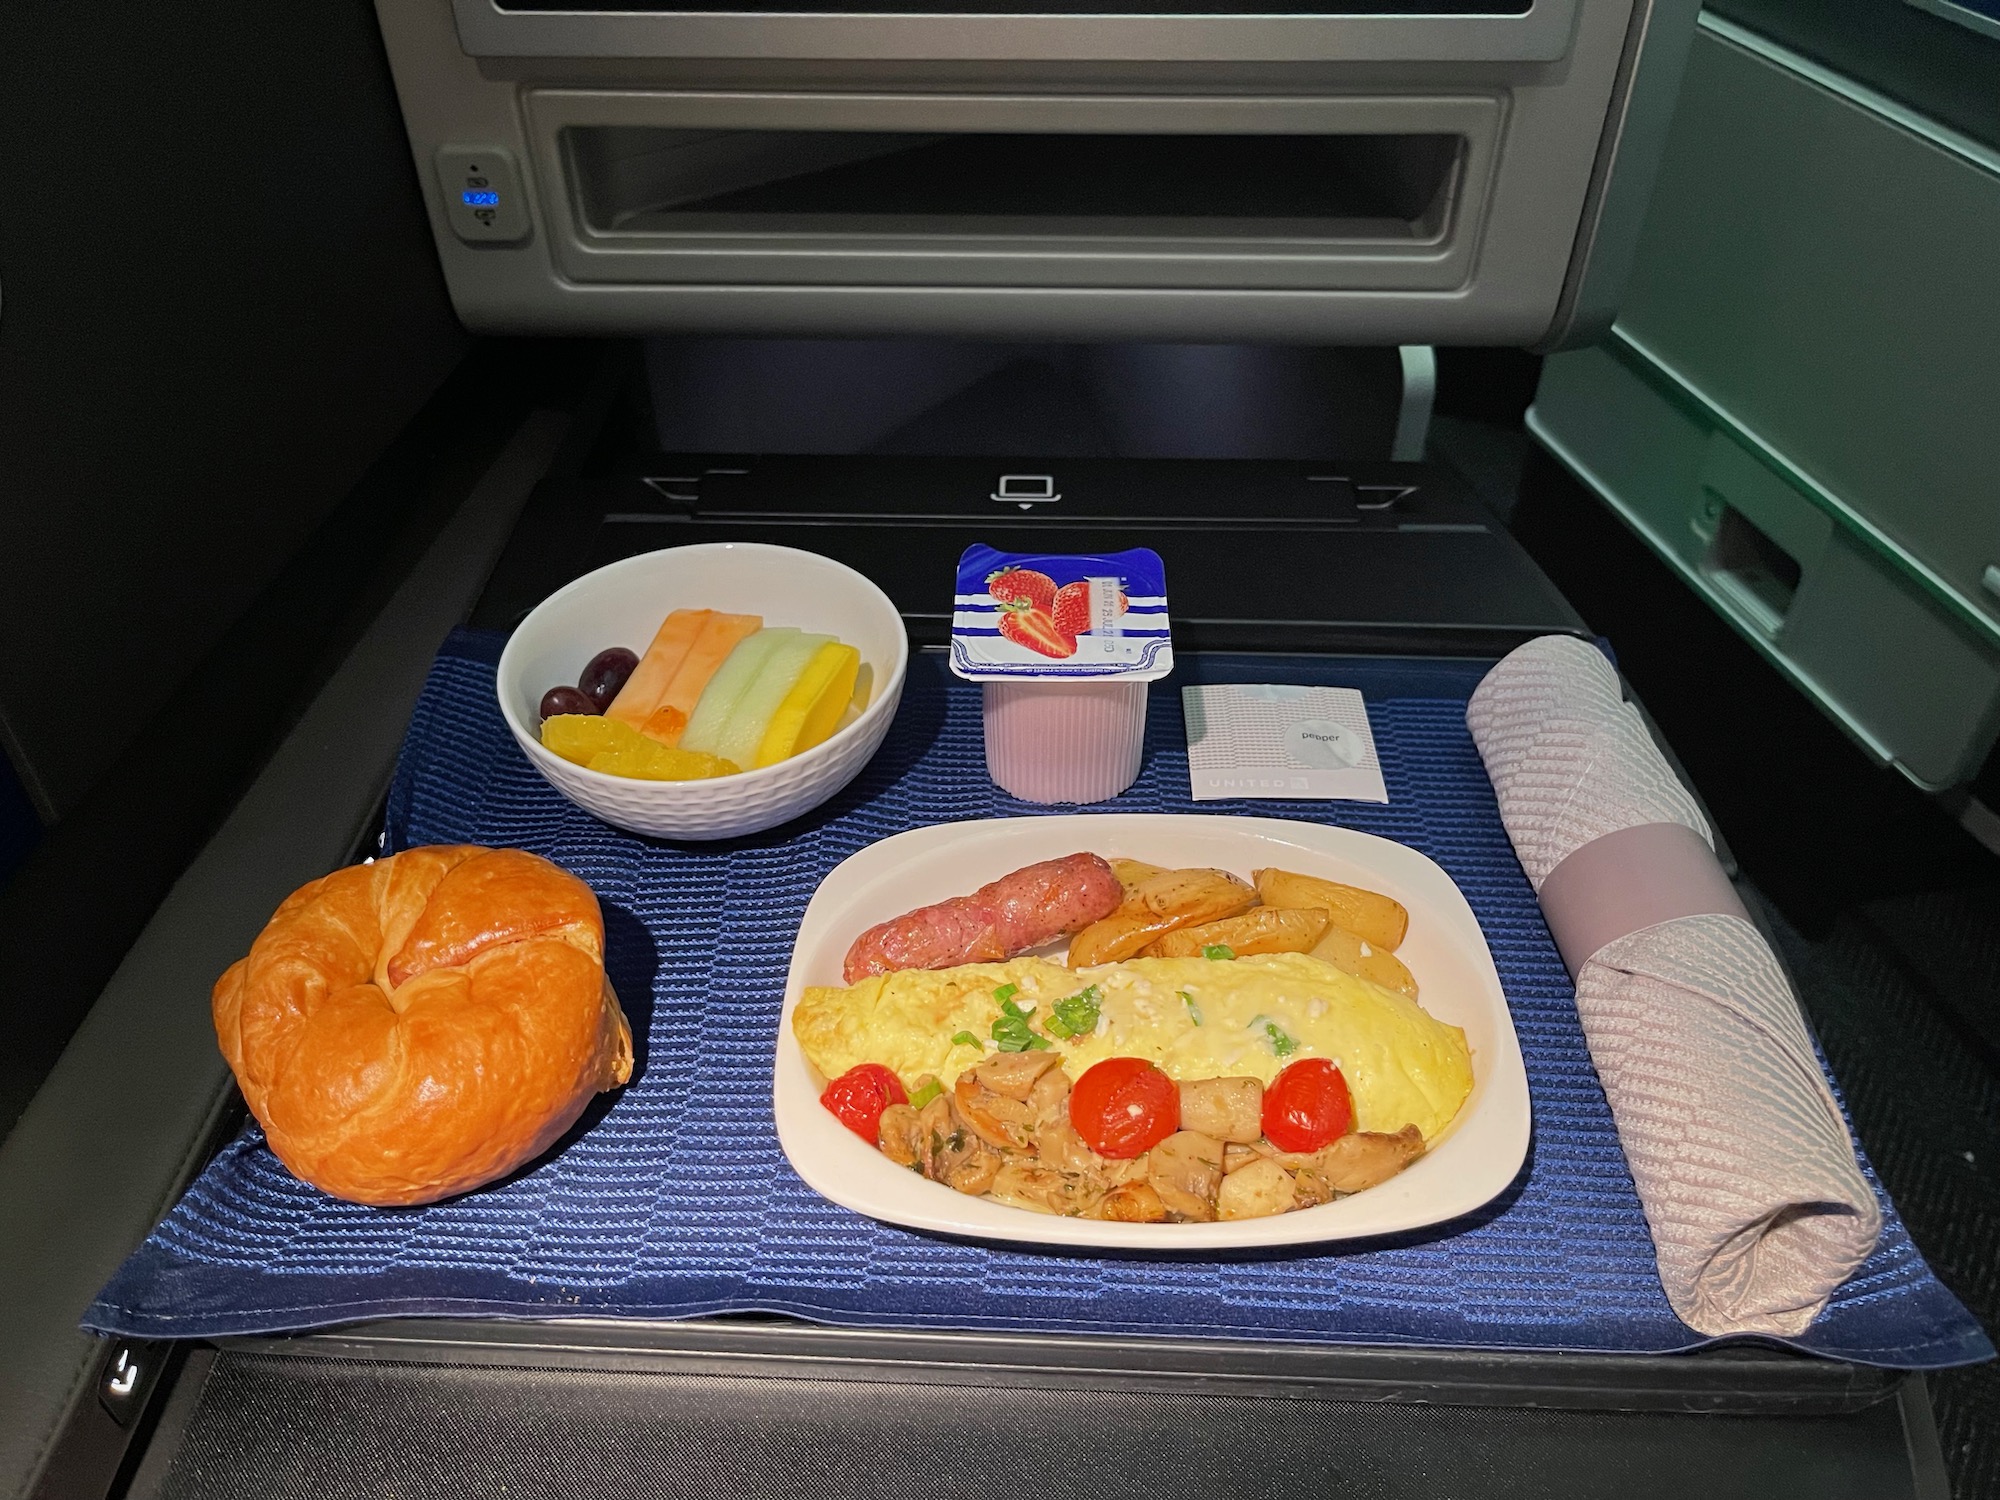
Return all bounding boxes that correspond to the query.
[951,545,1173,804]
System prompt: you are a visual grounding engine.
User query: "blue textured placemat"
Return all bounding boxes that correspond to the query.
[86,631,1992,1368]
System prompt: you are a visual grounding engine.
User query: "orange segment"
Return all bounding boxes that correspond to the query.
[589,738,739,781]
[540,714,622,765]
[540,713,737,780]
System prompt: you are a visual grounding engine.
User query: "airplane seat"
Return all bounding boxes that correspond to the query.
[373,0,1705,348]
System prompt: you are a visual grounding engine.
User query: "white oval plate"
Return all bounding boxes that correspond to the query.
[774,813,1530,1251]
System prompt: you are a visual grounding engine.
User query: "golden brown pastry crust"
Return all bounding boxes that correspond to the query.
[212,845,633,1205]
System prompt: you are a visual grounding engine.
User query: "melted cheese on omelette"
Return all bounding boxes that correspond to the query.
[792,952,1473,1142]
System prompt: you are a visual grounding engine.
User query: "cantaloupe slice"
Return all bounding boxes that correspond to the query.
[606,608,714,727]
[679,628,796,756]
[640,611,763,746]
[754,641,861,767]
[707,632,833,769]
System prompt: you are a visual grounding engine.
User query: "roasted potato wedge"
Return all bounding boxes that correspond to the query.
[1253,868,1408,951]
[1068,867,1256,966]
[1142,907,1330,960]
[1067,906,1183,966]
[1109,858,1169,894]
[1307,922,1418,999]
[1134,867,1256,921]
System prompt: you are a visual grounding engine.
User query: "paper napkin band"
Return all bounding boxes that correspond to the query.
[1537,822,1750,979]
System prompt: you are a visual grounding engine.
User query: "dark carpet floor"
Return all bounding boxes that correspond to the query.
[1763,889,2000,1495]
[1458,417,2000,1499]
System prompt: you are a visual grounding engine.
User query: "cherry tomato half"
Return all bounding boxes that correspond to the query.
[821,1063,908,1142]
[1069,1058,1180,1159]
[1260,1058,1353,1153]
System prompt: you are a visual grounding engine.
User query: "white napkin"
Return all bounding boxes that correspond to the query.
[1466,635,1880,1336]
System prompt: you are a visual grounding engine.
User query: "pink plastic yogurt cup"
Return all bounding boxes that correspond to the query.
[982,679,1148,804]
[953,544,1169,804]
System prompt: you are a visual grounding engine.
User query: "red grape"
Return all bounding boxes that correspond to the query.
[539,685,597,721]
[578,647,639,712]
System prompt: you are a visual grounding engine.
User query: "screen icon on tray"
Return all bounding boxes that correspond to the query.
[991,474,1060,508]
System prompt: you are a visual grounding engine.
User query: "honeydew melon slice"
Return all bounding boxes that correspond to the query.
[708,631,835,769]
[679,628,798,757]
[754,641,861,767]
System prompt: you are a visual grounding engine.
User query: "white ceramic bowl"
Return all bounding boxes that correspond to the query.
[497,543,908,840]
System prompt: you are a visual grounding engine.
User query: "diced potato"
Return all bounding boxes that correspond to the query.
[1253,869,1409,952]
[1142,907,1331,960]
[1222,1142,1263,1175]
[1291,1167,1335,1208]
[1307,922,1419,1000]
[1096,1181,1169,1223]
[991,1163,1096,1217]
[1178,1077,1264,1143]
[1148,1131,1225,1222]
[1216,1158,1300,1221]
[1067,867,1256,966]
[1310,1125,1425,1194]
[877,1104,923,1168]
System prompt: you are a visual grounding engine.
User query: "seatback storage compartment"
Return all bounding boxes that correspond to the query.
[528,90,1500,293]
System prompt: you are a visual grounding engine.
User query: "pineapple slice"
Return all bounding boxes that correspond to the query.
[755,641,861,767]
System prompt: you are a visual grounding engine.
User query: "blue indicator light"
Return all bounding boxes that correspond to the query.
[462,190,500,207]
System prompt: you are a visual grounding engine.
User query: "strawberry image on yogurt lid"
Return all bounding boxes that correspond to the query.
[951,544,1172,682]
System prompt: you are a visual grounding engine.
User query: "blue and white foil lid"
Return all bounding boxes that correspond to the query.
[950,544,1172,682]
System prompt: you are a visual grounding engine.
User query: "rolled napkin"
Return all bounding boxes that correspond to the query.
[1467,635,1880,1337]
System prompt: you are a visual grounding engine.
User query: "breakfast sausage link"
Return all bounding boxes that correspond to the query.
[842,853,1123,983]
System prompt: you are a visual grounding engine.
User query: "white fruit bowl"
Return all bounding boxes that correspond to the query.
[496,543,909,840]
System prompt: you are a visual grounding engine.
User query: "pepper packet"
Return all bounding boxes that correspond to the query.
[1183,683,1389,803]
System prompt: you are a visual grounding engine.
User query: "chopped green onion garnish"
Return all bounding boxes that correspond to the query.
[1202,943,1236,961]
[908,1079,943,1109]
[990,988,1050,1053]
[1048,985,1101,1040]
[1264,1022,1298,1057]
[951,1030,981,1048]
[992,1018,1051,1054]
[996,1024,1056,1056]
[1180,990,1204,1026]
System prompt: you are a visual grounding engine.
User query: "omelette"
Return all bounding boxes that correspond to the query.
[792,951,1474,1142]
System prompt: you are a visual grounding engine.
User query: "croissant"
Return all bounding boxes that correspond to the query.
[212,845,633,1205]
